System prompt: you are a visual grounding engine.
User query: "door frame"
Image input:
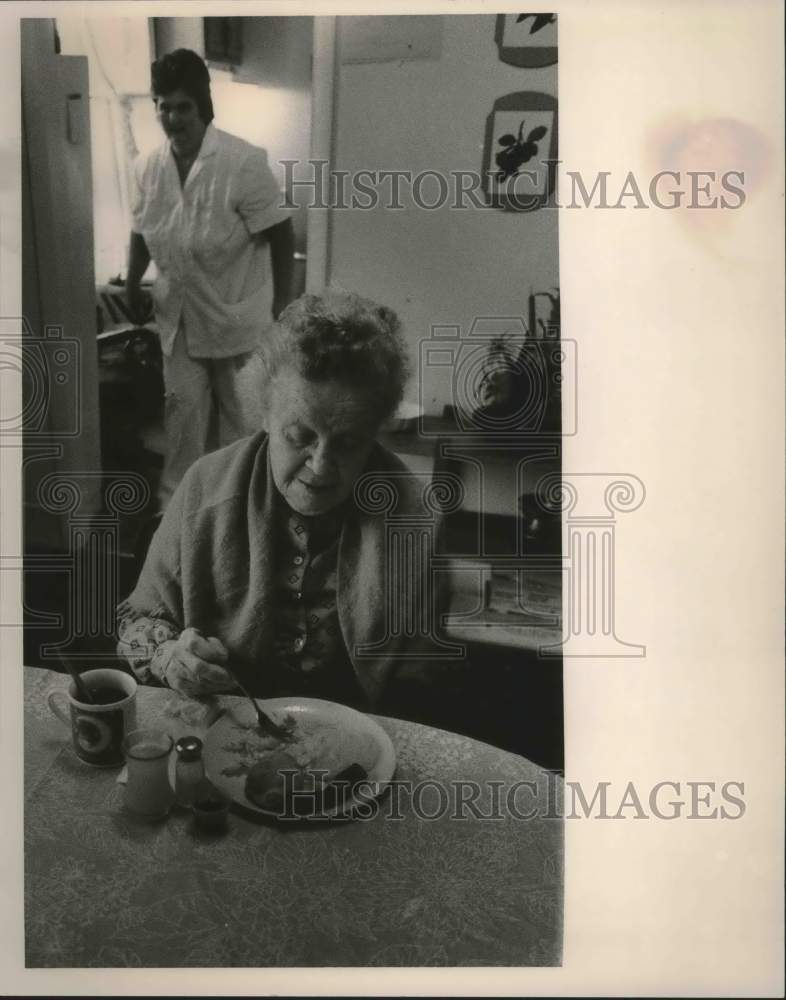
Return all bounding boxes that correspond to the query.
[306,15,337,293]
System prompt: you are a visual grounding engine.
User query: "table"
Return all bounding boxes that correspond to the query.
[24,668,563,968]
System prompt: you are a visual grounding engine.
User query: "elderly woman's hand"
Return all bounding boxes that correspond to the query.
[163,627,236,697]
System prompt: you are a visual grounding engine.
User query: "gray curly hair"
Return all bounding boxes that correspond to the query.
[261,290,411,421]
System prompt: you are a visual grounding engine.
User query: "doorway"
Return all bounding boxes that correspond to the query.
[22,15,324,664]
[53,14,319,489]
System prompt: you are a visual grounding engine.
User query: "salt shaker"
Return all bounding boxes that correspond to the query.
[174,735,206,807]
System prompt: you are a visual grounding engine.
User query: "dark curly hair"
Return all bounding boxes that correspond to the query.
[263,291,411,422]
[150,49,214,125]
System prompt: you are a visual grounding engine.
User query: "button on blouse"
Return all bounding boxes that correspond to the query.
[269,501,360,702]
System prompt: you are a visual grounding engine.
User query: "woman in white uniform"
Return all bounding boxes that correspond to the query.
[126,48,295,507]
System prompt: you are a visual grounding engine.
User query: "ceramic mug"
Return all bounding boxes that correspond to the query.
[48,668,138,767]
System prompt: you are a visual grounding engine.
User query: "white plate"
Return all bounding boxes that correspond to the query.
[202,697,396,820]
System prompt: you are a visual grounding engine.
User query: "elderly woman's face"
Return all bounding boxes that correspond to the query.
[267,369,382,517]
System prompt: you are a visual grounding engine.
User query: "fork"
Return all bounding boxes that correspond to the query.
[225,665,293,740]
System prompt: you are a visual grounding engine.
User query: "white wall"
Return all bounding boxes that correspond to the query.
[58,17,154,282]
[154,17,204,58]
[329,14,559,414]
[213,18,312,254]
[153,16,312,254]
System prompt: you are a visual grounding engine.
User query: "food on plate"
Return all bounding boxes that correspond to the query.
[219,715,338,776]
[220,728,281,765]
[244,751,307,812]
[321,763,370,813]
[215,712,373,815]
[244,754,370,815]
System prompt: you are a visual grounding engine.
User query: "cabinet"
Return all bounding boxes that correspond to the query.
[380,419,564,770]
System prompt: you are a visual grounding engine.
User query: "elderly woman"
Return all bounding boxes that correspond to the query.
[126,48,295,507]
[118,291,464,721]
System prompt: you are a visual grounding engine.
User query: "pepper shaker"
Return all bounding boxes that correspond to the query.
[174,735,206,807]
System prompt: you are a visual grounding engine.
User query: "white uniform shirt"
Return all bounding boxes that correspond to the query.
[131,124,292,358]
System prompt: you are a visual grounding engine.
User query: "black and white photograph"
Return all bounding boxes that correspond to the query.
[17,9,565,971]
[1,1,783,996]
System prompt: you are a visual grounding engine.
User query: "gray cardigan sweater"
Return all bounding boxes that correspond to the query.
[125,431,465,713]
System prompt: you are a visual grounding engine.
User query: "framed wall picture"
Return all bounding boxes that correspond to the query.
[495,13,557,68]
[481,91,558,211]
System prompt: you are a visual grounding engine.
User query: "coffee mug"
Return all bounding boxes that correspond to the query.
[48,668,138,767]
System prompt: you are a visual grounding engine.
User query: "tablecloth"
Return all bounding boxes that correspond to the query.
[24,667,563,968]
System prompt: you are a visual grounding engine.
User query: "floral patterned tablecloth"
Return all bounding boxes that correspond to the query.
[24,667,563,968]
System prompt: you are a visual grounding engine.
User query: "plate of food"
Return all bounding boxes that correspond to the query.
[202,697,396,820]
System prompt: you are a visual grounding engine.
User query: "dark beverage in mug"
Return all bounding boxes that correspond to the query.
[85,685,128,705]
[48,668,138,766]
